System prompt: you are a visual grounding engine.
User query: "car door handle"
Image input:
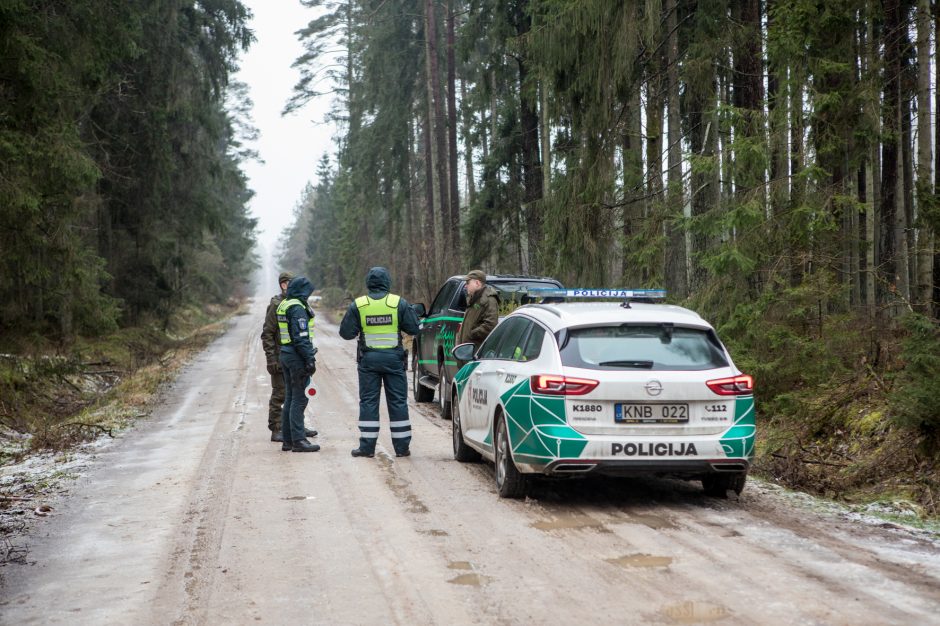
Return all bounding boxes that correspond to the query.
[495,369,506,376]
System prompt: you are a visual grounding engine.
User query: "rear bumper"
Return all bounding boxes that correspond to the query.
[542,458,749,478]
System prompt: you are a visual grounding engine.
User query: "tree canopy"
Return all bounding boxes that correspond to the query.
[0,0,259,342]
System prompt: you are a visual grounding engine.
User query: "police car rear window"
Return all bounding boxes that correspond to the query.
[558,325,728,371]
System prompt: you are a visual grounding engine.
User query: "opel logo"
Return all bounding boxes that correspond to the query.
[645,379,663,396]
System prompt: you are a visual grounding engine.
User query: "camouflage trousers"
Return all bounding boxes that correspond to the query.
[268,370,286,431]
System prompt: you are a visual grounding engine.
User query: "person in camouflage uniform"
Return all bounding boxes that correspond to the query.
[261,271,316,443]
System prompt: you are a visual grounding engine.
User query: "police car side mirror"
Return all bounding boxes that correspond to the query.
[452,343,476,362]
[412,303,427,318]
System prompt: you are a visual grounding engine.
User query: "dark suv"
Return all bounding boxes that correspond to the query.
[411,274,563,418]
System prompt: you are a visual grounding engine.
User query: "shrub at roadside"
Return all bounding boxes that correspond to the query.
[890,313,940,436]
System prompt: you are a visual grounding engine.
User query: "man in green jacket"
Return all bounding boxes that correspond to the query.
[456,269,499,350]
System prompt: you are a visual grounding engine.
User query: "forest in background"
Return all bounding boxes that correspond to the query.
[0,0,259,344]
[279,0,940,508]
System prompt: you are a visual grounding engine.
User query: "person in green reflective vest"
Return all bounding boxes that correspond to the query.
[339,267,420,458]
[277,276,320,452]
[261,270,316,443]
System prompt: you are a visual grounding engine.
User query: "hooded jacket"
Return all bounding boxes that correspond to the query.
[339,267,420,355]
[280,276,317,366]
[457,284,499,348]
[262,292,286,368]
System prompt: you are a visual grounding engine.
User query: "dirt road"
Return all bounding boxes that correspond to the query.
[2,277,939,625]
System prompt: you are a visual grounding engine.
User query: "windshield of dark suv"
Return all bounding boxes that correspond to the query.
[558,324,729,371]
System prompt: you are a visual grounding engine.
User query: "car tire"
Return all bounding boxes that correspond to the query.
[412,358,434,403]
[452,390,481,462]
[438,361,452,420]
[702,472,747,498]
[494,413,529,499]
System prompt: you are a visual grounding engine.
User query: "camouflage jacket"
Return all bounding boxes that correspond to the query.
[456,286,499,348]
[261,294,284,367]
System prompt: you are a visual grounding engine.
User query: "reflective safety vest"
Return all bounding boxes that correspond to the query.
[356,293,401,349]
[276,298,312,345]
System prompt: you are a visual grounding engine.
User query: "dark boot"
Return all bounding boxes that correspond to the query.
[304,428,318,437]
[282,441,293,452]
[271,430,284,442]
[350,448,374,458]
[292,439,321,452]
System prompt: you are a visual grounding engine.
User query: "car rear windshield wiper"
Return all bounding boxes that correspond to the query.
[598,360,654,368]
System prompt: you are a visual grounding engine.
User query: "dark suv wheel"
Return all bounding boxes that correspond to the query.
[412,356,434,403]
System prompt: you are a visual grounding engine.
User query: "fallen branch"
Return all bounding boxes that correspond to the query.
[771,452,849,469]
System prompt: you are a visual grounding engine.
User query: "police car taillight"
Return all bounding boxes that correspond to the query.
[706,374,753,396]
[531,375,599,396]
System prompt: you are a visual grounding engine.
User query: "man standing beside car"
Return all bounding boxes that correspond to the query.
[340,267,420,458]
[456,269,499,351]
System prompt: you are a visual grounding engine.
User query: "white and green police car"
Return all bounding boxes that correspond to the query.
[449,289,755,499]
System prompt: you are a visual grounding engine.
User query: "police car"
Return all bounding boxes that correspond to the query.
[448,289,755,499]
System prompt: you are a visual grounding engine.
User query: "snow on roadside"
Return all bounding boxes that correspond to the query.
[0,427,118,567]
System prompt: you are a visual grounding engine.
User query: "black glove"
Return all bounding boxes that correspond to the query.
[266,361,280,375]
[305,360,316,376]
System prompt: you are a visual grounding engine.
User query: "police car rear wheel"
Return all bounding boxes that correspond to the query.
[495,414,528,499]
[452,392,481,462]
[702,472,747,498]
[438,364,452,420]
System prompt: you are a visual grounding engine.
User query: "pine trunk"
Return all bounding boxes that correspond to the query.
[515,0,543,274]
[425,0,452,266]
[917,0,934,312]
[664,0,687,297]
[622,86,644,285]
[460,78,476,207]
[879,0,901,308]
[446,0,460,264]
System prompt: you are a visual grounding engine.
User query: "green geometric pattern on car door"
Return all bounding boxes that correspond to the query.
[453,361,480,398]
[719,395,755,459]
[497,378,588,465]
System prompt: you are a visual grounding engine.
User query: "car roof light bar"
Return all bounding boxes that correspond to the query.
[526,288,666,308]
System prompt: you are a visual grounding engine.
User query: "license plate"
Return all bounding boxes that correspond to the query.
[615,403,689,424]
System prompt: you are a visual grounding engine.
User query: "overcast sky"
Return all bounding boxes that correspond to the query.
[234,0,336,254]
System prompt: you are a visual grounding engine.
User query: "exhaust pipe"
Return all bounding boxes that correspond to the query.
[551,463,596,474]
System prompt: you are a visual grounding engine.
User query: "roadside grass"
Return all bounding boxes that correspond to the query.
[0,301,242,568]
[0,301,239,461]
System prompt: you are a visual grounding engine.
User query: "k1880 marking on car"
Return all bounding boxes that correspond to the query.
[448,289,754,499]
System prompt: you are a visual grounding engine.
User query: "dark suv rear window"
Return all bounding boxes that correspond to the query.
[559,325,729,371]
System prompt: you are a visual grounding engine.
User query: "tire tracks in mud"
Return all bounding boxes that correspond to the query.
[150,319,256,625]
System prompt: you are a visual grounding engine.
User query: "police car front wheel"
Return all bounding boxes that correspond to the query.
[452,393,481,462]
